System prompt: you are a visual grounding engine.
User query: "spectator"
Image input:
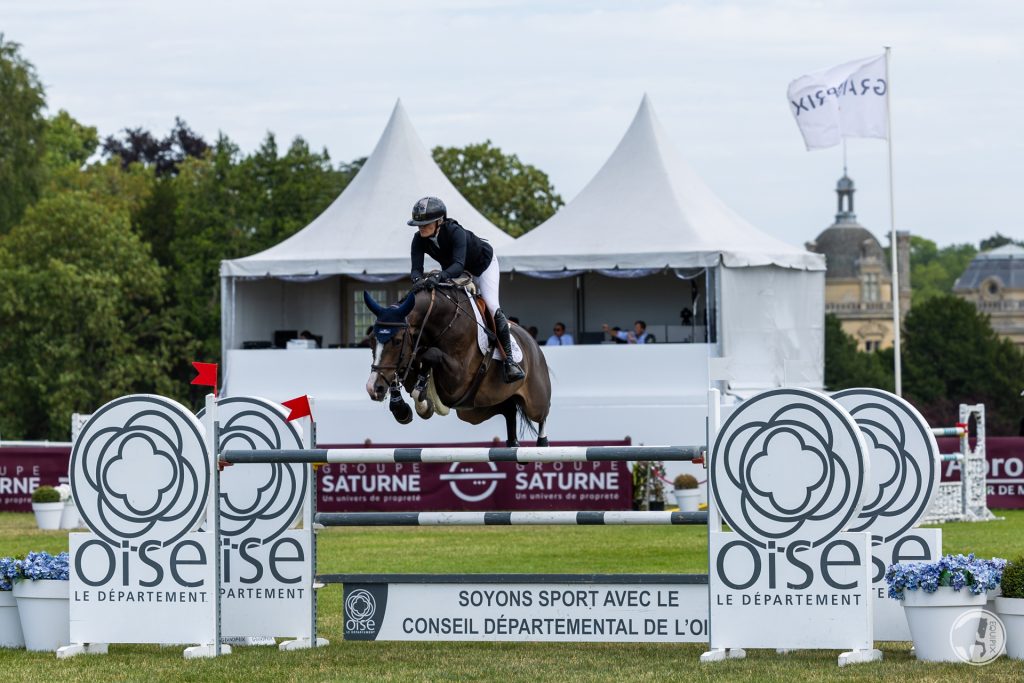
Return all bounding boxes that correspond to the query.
[527,325,539,341]
[299,330,322,348]
[545,322,574,346]
[357,325,374,348]
[602,320,652,344]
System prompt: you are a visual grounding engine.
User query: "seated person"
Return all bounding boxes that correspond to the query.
[602,320,652,344]
[299,330,322,348]
[545,322,574,346]
[527,325,539,341]
[357,325,374,348]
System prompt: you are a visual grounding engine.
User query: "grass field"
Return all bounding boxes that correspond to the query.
[0,511,1022,681]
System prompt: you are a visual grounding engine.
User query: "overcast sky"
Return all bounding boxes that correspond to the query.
[3,1,1021,248]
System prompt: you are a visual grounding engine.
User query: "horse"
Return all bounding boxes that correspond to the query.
[363,284,551,447]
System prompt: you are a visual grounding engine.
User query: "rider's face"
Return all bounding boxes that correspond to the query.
[418,220,439,238]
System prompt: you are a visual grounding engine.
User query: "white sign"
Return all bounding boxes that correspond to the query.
[834,388,943,640]
[709,388,874,652]
[69,395,216,645]
[342,580,708,642]
[204,396,312,639]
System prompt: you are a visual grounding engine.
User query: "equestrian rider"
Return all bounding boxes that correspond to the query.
[408,196,526,383]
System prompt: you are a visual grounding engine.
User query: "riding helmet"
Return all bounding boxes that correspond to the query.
[408,196,447,226]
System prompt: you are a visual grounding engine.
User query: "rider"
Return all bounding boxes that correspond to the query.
[408,196,526,383]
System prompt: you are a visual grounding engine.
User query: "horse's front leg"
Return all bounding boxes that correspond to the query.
[502,400,518,448]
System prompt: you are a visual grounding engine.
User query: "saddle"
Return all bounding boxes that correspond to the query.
[433,273,493,330]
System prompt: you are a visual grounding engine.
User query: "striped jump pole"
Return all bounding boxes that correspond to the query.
[931,424,968,438]
[221,445,704,465]
[941,453,964,462]
[315,511,709,526]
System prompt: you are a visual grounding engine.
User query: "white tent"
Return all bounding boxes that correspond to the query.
[222,100,511,279]
[500,96,825,391]
[220,100,512,354]
[500,94,822,272]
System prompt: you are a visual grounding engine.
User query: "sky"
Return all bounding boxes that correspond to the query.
[2,0,1021,249]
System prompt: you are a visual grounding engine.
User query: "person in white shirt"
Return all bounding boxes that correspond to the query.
[602,320,652,344]
[545,322,574,346]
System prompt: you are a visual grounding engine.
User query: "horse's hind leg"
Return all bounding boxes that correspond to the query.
[536,419,548,447]
[502,400,518,448]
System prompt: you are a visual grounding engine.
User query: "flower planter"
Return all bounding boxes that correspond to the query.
[60,500,80,530]
[674,489,700,512]
[0,591,24,648]
[903,587,987,662]
[996,597,1024,660]
[12,580,70,651]
[32,502,64,530]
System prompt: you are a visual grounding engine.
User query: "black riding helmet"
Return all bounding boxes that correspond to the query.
[408,196,446,226]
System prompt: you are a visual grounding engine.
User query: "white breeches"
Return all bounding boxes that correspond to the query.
[474,257,501,315]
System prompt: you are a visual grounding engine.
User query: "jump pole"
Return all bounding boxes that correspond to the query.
[222,445,705,465]
[315,511,709,527]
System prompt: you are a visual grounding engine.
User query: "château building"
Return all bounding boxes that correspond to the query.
[806,174,911,351]
[953,244,1024,347]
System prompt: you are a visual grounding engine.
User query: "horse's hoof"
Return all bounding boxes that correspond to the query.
[415,400,433,419]
[537,437,549,447]
[506,439,519,448]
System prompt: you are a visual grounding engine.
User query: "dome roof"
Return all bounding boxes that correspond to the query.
[807,225,889,279]
[836,175,855,191]
[953,243,1024,291]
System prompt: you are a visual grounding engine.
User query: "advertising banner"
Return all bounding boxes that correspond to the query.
[938,437,1024,508]
[316,440,632,512]
[0,445,70,511]
[341,577,708,642]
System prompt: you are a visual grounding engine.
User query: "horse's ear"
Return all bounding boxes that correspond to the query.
[395,290,416,317]
[363,290,384,317]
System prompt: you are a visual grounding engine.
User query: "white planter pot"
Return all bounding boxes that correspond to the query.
[674,489,700,512]
[60,500,80,529]
[32,502,64,530]
[0,591,24,648]
[903,587,988,662]
[996,597,1024,660]
[12,580,70,652]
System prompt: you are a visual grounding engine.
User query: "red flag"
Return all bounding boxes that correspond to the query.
[282,395,312,422]
[191,362,218,396]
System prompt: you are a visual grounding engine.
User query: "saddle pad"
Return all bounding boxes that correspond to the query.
[466,288,523,363]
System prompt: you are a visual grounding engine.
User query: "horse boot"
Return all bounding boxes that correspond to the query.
[494,309,525,383]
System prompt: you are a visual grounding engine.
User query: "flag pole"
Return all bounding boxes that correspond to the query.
[884,46,902,396]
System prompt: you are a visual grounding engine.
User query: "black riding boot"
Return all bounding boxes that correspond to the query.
[494,309,526,383]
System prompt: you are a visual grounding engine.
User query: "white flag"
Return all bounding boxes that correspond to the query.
[787,54,888,150]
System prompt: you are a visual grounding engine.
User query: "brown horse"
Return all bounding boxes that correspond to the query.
[363,285,551,447]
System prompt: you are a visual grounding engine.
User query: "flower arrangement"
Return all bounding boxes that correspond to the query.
[1002,556,1024,599]
[885,553,1006,600]
[0,557,19,591]
[16,552,70,582]
[673,473,699,490]
[30,486,60,504]
[55,484,72,503]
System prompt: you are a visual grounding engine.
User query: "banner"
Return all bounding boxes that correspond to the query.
[316,440,633,512]
[787,53,888,150]
[0,444,70,511]
[938,437,1024,507]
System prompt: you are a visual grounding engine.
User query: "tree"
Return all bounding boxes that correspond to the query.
[909,236,976,305]
[432,140,563,236]
[42,109,98,173]
[902,295,1024,435]
[103,117,209,177]
[823,314,893,391]
[0,35,47,233]
[0,191,185,439]
[979,233,1024,252]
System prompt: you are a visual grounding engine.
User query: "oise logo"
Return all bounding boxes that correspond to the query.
[833,388,940,542]
[201,397,307,542]
[711,388,868,548]
[71,395,210,546]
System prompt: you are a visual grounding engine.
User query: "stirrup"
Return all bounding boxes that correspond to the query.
[503,360,525,383]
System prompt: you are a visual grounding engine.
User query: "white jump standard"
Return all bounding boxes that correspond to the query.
[221,445,704,465]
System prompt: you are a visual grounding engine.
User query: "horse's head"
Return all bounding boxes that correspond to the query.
[363,290,417,401]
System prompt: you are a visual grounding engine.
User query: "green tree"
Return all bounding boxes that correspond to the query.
[823,314,893,391]
[42,109,98,173]
[0,191,184,439]
[0,35,47,233]
[909,236,976,305]
[979,233,1024,252]
[903,295,1024,435]
[432,140,563,236]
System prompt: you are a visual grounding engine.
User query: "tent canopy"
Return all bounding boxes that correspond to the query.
[221,100,512,279]
[500,95,824,273]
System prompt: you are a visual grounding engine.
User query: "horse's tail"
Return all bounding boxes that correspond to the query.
[516,400,539,441]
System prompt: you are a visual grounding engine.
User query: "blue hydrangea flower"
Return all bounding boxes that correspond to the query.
[884,554,1006,600]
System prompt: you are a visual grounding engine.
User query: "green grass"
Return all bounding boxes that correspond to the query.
[1,511,1023,681]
